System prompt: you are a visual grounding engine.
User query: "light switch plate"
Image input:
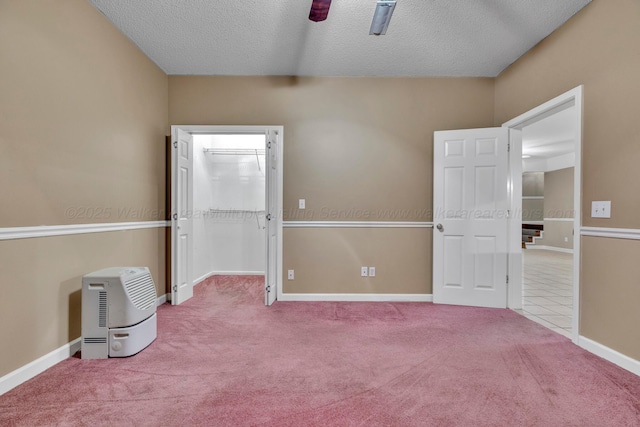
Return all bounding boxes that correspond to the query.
[299,199,305,209]
[368,267,376,277]
[287,270,294,280]
[591,201,611,218]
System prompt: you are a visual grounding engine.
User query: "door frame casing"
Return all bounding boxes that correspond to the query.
[502,85,583,343]
[169,125,284,304]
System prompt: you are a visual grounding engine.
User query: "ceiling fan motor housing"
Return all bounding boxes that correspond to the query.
[309,0,332,22]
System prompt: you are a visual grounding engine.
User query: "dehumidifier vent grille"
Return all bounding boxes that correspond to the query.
[123,273,156,310]
[98,291,107,328]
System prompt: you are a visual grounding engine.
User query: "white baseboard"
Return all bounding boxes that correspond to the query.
[193,271,265,287]
[156,294,167,306]
[193,271,216,286]
[211,271,265,276]
[526,245,573,254]
[278,293,433,302]
[578,336,640,377]
[0,337,81,396]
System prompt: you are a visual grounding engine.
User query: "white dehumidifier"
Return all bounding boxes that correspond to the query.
[81,267,157,359]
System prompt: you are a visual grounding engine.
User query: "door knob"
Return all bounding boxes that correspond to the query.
[436,223,444,232]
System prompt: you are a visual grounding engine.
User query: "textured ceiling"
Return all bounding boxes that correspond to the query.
[89,0,591,77]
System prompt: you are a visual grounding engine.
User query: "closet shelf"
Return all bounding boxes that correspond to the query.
[203,148,265,172]
[207,209,266,230]
[208,209,266,215]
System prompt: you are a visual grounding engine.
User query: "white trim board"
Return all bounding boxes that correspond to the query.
[581,226,640,240]
[0,221,170,241]
[283,221,433,228]
[210,271,264,276]
[193,271,217,286]
[194,271,265,286]
[526,245,573,254]
[578,336,640,377]
[156,294,167,306]
[0,338,81,396]
[544,217,574,222]
[279,293,433,302]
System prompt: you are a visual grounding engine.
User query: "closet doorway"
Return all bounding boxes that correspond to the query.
[170,126,283,307]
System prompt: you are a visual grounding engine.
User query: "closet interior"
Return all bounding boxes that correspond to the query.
[192,134,266,281]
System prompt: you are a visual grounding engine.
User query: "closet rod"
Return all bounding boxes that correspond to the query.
[203,148,264,172]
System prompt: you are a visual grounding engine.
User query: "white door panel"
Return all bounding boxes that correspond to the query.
[171,128,194,305]
[265,129,278,306]
[433,128,509,308]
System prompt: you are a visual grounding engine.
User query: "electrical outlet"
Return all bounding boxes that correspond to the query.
[368,267,376,277]
[361,267,368,277]
[564,237,568,242]
[287,270,294,280]
[299,199,306,209]
[591,201,611,218]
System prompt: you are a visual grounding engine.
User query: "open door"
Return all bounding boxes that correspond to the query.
[171,128,194,305]
[264,129,279,306]
[433,128,509,308]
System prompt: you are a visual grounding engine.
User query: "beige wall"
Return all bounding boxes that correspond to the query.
[540,221,574,250]
[0,0,168,227]
[522,200,544,222]
[495,0,640,360]
[522,172,544,197]
[522,172,544,221]
[544,168,574,219]
[0,1,168,377]
[170,77,494,222]
[543,167,574,249]
[0,229,165,376]
[170,76,494,294]
[283,228,431,294]
[581,237,640,360]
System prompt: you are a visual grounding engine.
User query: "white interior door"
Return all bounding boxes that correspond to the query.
[433,128,509,308]
[264,129,278,306]
[171,128,194,305]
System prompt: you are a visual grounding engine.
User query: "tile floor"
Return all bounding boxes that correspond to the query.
[516,249,574,338]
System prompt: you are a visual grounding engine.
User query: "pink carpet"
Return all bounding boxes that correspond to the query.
[1,275,639,426]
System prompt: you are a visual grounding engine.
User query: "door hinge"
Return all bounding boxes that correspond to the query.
[172,213,177,220]
[266,213,272,221]
[507,142,511,152]
[173,141,177,149]
[267,141,272,149]
[507,210,511,218]
[265,285,271,293]
[506,275,509,285]
[172,285,177,292]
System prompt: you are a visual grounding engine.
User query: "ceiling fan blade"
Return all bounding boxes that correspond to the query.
[309,0,332,22]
